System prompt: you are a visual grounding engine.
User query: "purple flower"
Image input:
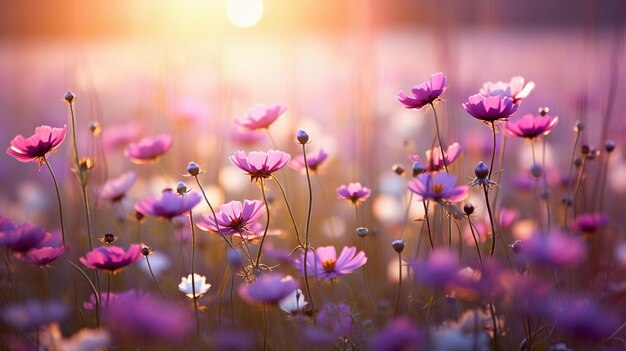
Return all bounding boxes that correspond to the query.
[6,125,67,164]
[102,122,141,151]
[2,300,67,330]
[336,182,371,205]
[548,298,619,340]
[229,150,291,183]
[1,222,47,253]
[521,231,587,267]
[212,328,255,351]
[79,244,142,272]
[238,273,298,304]
[289,149,329,172]
[462,94,519,122]
[505,113,559,139]
[410,142,462,172]
[230,128,264,146]
[570,213,609,233]
[235,104,286,131]
[100,171,137,202]
[396,72,447,110]
[407,172,468,202]
[124,134,172,164]
[0,215,16,242]
[83,290,142,311]
[135,189,201,219]
[296,246,367,280]
[303,303,353,345]
[15,244,64,266]
[480,76,535,104]
[412,249,459,289]
[197,199,265,235]
[368,317,423,351]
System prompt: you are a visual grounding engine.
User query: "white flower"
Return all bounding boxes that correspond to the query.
[278,288,308,314]
[178,273,211,298]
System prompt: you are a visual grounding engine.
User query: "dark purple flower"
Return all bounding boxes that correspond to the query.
[229,150,291,183]
[462,94,519,122]
[1,222,47,253]
[548,298,619,340]
[505,113,559,139]
[289,149,329,172]
[6,125,67,164]
[197,199,265,235]
[124,134,172,164]
[368,317,423,351]
[0,215,16,242]
[522,231,587,267]
[396,72,447,110]
[480,76,535,104]
[2,300,67,330]
[238,273,298,304]
[570,213,609,233]
[100,172,137,202]
[410,142,462,172]
[235,104,286,131]
[336,182,371,205]
[79,244,142,272]
[407,172,468,203]
[295,246,367,280]
[135,189,201,220]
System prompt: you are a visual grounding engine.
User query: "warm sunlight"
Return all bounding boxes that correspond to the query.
[227,0,263,28]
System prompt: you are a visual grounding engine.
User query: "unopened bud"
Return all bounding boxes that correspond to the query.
[296,129,309,144]
[530,163,542,178]
[605,140,615,153]
[574,157,582,167]
[392,164,405,176]
[64,91,75,103]
[538,107,549,116]
[89,121,101,136]
[356,227,369,238]
[463,203,475,215]
[141,246,152,256]
[581,145,590,155]
[392,239,405,254]
[412,162,426,177]
[176,182,188,195]
[474,161,489,179]
[187,162,200,176]
[574,121,584,132]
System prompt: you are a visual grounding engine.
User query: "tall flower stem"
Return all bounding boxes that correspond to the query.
[273,178,304,248]
[466,214,483,269]
[42,156,66,246]
[429,102,448,173]
[422,201,434,251]
[193,176,234,250]
[393,250,402,316]
[300,144,316,314]
[488,121,497,179]
[563,127,582,227]
[145,255,168,303]
[255,179,270,268]
[483,184,497,258]
[188,207,200,335]
[489,302,499,351]
[67,260,99,327]
[105,272,112,321]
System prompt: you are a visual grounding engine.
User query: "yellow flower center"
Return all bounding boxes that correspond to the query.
[433,183,443,194]
[322,259,337,272]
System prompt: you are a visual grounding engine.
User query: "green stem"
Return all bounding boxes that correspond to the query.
[393,252,402,316]
[272,177,304,248]
[188,208,200,335]
[488,122,497,180]
[255,179,270,268]
[483,184,497,259]
[67,260,99,327]
[423,201,434,251]
[467,215,483,269]
[430,102,449,173]
[42,156,66,247]
[300,144,316,314]
[146,256,168,303]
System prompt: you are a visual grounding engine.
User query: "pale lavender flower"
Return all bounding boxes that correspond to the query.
[135,189,201,219]
[197,199,265,235]
[238,273,299,304]
[407,172,468,202]
[480,76,535,104]
[462,94,519,122]
[521,231,587,267]
[368,316,423,351]
[396,72,447,110]
[336,182,371,205]
[124,134,172,164]
[100,171,137,202]
[570,213,609,234]
[229,150,291,183]
[410,142,462,172]
[235,104,286,131]
[295,246,367,280]
[289,149,329,172]
[2,300,67,330]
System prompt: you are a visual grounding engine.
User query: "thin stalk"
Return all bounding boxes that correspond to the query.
[194,176,234,249]
[489,302,499,351]
[429,102,449,173]
[483,184,497,258]
[563,129,582,227]
[188,208,200,335]
[488,121,497,179]
[145,256,168,303]
[255,179,270,268]
[393,252,402,316]
[467,215,483,269]
[361,237,373,307]
[262,303,268,351]
[105,272,111,321]
[300,144,316,315]
[423,201,434,251]
[67,260,99,327]
[42,156,66,246]
[272,177,304,248]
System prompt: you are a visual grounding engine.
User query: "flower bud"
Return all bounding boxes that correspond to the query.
[141,246,152,256]
[89,121,101,136]
[574,157,582,167]
[392,239,405,254]
[356,227,369,238]
[392,164,405,176]
[134,210,145,222]
[227,248,244,267]
[412,162,426,177]
[79,157,95,172]
[100,233,117,244]
[463,203,475,215]
[574,121,584,132]
[187,162,200,176]
[538,107,549,116]
[176,182,188,195]
[296,129,309,144]
[605,140,615,153]
[581,145,590,155]
[530,163,542,178]
[64,91,75,103]
[511,240,522,254]
[474,161,489,179]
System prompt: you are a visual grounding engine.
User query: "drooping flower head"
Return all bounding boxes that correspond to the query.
[396,72,447,110]
[178,273,211,298]
[407,172,468,202]
[6,125,67,165]
[229,150,290,183]
[480,76,535,104]
[135,189,201,220]
[238,273,298,304]
[124,134,172,164]
[410,142,462,172]
[462,94,519,122]
[100,171,137,202]
[289,149,329,173]
[505,113,559,139]
[197,199,265,235]
[296,246,367,280]
[79,244,142,272]
[235,104,286,131]
[336,182,371,205]
[1,222,48,253]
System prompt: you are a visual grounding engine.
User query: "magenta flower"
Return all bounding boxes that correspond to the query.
[197,199,265,235]
[570,213,609,234]
[303,303,354,345]
[1,223,47,253]
[79,244,142,272]
[410,142,462,172]
[102,122,140,151]
[505,113,559,139]
[100,171,137,202]
[289,149,329,172]
[83,290,142,311]
[229,150,290,182]
[407,172,468,202]
[238,273,298,304]
[336,182,371,205]
[521,231,586,267]
[6,125,67,164]
[296,246,367,280]
[480,76,535,104]
[135,189,201,220]
[124,134,172,164]
[15,243,64,266]
[396,72,447,110]
[462,94,519,122]
[235,104,286,131]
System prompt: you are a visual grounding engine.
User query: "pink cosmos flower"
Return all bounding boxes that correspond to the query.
[124,134,172,164]
[462,94,519,122]
[570,213,609,234]
[480,76,535,104]
[410,142,462,172]
[234,104,286,131]
[296,246,367,280]
[100,172,137,202]
[197,199,265,235]
[14,233,64,266]
[6,125,67,164]
[407,172,468,202]
[79,244,142,272]
[135,189,201,220]
[102,122,141,151]
[1,223,47,253]
[230,128,264,146]
[289,149,329,172]
[396,72,447,110]
[505,113,559,139]
[229,150,290,183]
[336,182,371,205]
[238,273,298,304]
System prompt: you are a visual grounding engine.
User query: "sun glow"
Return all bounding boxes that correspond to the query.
[227,0,263,28]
